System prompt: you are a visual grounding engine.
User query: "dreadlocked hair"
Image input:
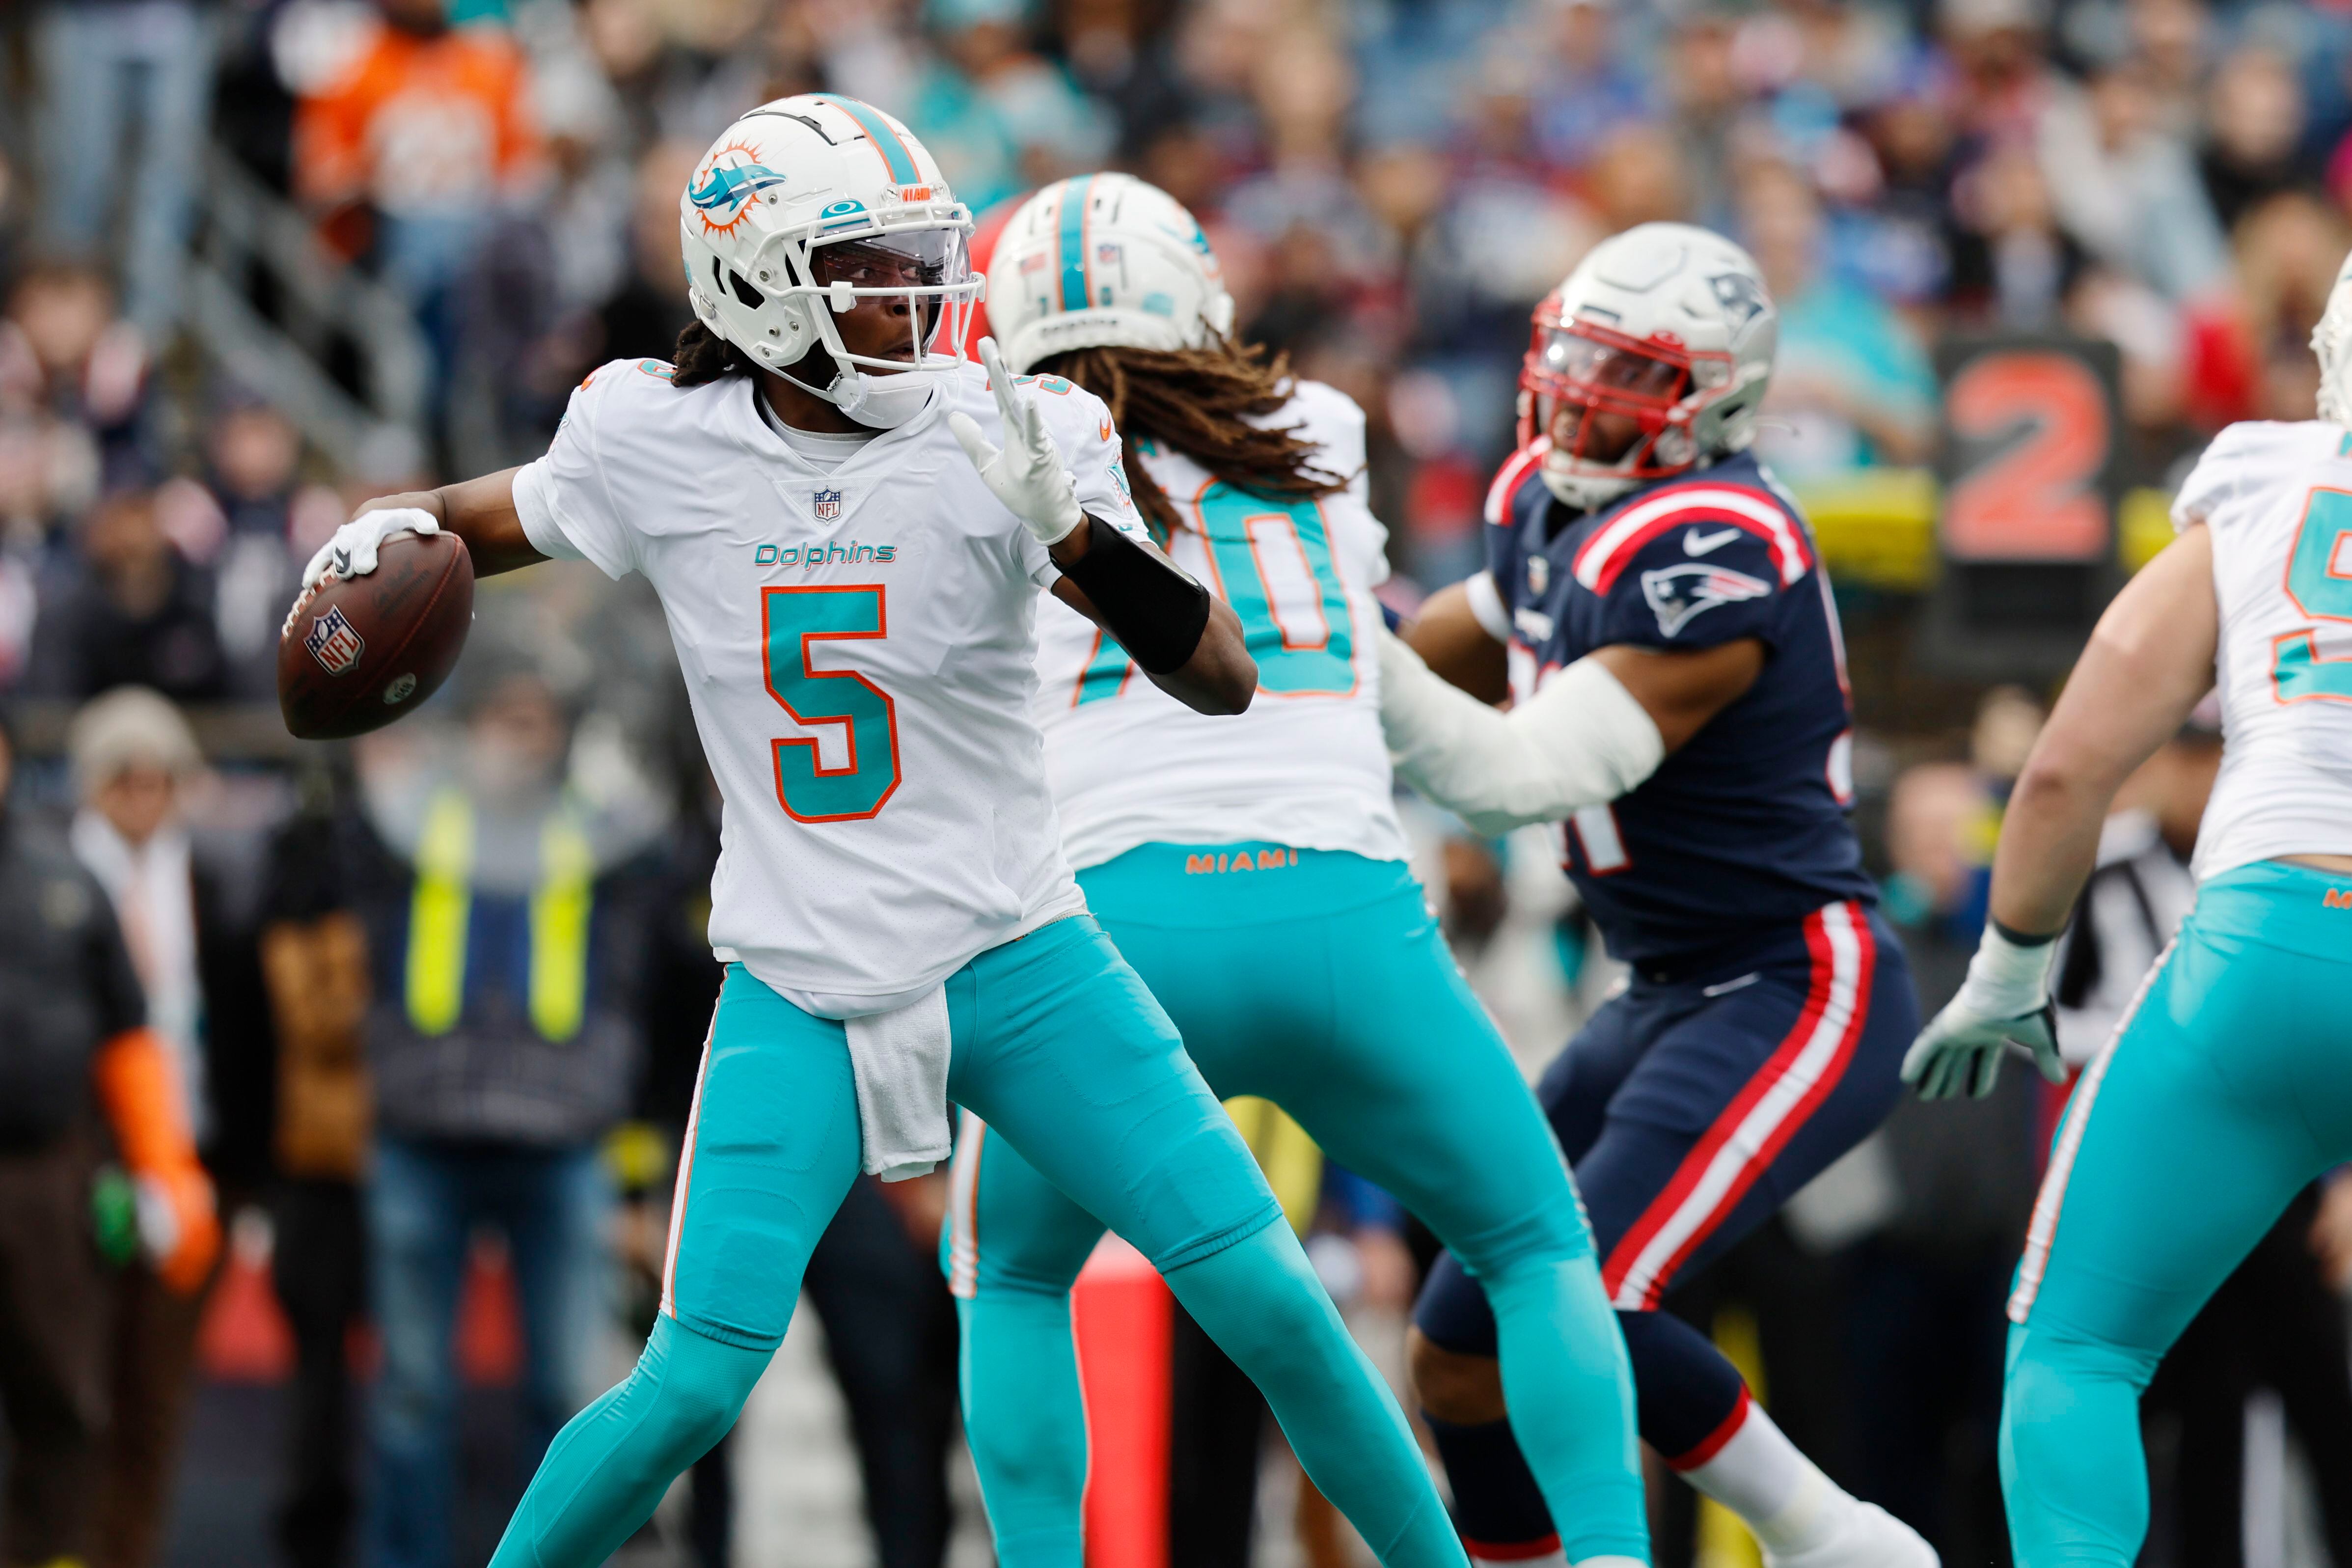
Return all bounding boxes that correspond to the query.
[671,320,753,387]
[1038,338,1351,543]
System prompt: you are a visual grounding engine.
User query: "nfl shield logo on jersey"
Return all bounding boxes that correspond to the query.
[1641,562,1770,637]
[303,605,365,676]
[814,489,842,521]
[1528,556,1550,595]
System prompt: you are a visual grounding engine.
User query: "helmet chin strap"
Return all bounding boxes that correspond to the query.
[768,350,938,431]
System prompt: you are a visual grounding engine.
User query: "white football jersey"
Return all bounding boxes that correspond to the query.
[515,356,1145,1013]
[1032,380,1409,869]
[2169,419,2352,879]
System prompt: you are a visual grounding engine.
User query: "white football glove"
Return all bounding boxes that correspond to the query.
[301,506,439,590]
[948,337,1086,548]
[1901,923,2068,1100]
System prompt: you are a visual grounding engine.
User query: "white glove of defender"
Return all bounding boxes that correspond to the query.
[948,338,1085,548]
[301,506,439,590]
[1901,924,2068,1100]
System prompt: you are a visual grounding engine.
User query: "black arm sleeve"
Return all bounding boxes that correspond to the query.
[1057,514,1212,675]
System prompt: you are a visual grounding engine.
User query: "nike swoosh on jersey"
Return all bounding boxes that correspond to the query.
[1684,526,1742,555]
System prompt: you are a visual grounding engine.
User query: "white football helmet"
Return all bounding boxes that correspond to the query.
[985,173,1237,374]
[2314,244,2352,426]
[679,94,982,427]
[1520,222,1778,510]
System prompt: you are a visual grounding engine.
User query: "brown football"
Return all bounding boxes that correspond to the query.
[278,530,475,740]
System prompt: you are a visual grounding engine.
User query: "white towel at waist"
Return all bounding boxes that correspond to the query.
[839,985,953,1182]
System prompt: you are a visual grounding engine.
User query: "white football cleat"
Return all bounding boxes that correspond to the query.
[1763,1501,1937,1568]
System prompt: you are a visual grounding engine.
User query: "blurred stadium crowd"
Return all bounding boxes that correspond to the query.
[5,0,2352,1565]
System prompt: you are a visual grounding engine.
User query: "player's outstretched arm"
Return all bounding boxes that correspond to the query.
[1377,629,1759,836]
[301,468,547,588]
[1904,525,2218,1099]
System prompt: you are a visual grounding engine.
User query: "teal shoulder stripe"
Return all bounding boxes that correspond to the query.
[812,95,919,184]
[1058,174,1094,313]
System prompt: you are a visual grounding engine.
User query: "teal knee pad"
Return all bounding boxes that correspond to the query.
[1484,1255,1647,1563]
[957,1292,1088,1568]
[492,1316,772,1568]
[1168,1221,1465,1568]
[2000,1320,2150,1568]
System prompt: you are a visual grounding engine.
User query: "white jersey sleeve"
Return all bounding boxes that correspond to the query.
[511,358,1089,1013]
[2183,419,2352,878]
[513,360,654,580]
[1031,379,1409,869]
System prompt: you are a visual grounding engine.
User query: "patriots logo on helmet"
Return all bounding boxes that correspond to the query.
[303,605,365,676]
[814,489,843,521]
[1709,271,1768,329]
[1641,561,1770,637]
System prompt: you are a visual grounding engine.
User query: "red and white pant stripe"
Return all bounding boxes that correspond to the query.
[657,1004,721,1323]
[1600,901,1877,1311]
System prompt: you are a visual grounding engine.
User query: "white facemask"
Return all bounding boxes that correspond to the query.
[2316,260,2352,428]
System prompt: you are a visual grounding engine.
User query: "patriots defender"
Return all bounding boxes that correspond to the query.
[941,174,1649,1568]
[294,98,1469,1568]
[1384,224,1933,1568]
[1904,257,2352,1565]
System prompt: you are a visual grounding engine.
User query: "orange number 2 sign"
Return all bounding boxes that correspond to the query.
[1942,351,2111,562]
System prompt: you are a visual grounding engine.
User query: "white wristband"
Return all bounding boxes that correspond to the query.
[1957,923,2058,1020]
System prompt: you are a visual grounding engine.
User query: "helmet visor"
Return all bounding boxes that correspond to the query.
[1532,328,1690,403]
[806,227,976,360]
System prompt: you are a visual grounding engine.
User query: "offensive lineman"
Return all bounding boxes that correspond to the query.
[1903,259,2352,1565]
[1384,224,1935,1568]
[291,97,1468,1568]
[942,174,1648,1568]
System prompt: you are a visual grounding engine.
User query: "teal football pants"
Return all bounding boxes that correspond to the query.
[487,914,1466,1568]
[947,845,1647,1567]
[2002,861,2352,1566]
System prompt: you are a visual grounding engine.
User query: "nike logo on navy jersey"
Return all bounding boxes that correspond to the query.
[1683,526,1742,556]
[1641,562,1771,637]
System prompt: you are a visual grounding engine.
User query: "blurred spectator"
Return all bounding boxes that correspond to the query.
[31,0,214,336]
[2201,46,2319,232]
[1947,144,2087,329]
[0,711,155,1568]
[257,764,377,1568]
[2039,59,2228,304]
[314,631,655,1568]
[67,687,269,1568]
[293,0,545,404]
[1528,0,1650,171]
[907,0,1112,206]
[0,260,153,499]
[1742,160,1935,476]
[27,484,231,704]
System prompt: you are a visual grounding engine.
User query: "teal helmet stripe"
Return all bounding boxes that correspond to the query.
[1057,175,1095,313]
[811,94,920,185]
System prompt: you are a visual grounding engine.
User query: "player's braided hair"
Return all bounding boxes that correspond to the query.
[671,321,751,387]
[1038,338,1352,542]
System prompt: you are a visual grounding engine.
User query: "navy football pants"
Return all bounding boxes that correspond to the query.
[1415,900,1915,1549]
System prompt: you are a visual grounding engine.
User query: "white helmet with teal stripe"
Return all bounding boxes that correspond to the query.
[986,173,1237,375]
[678,94,982,425]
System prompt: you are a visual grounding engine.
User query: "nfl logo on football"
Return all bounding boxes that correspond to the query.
[304,605,365,676]
[814,489,842,521]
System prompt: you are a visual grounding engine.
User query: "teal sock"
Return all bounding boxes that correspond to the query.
[1486,1255,1650,1564]
[488,1315,773,1568]
[1167,1220,1468,1568]
[957,1290,1088,1568]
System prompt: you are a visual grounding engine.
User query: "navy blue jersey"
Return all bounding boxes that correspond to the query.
[1481,447,1873,965]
